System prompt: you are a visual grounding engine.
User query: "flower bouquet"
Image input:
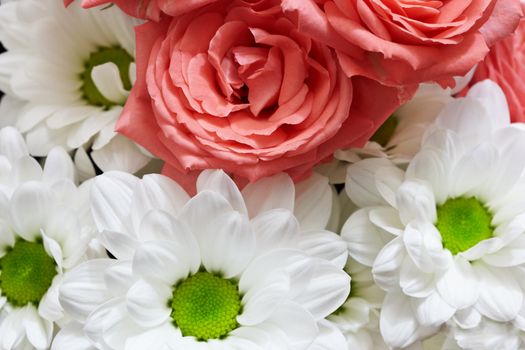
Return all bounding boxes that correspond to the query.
[0,0,524,349]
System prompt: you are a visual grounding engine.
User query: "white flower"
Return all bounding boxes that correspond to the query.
[341,80,525,348]
[308,258,387,350]
[0,127,94,349]
[0,0,151,177]
[57,170,350,350]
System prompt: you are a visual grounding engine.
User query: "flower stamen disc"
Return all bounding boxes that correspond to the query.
[0,240,58,306]
[81,46,134,108]
[170,272,241,341]
[436,197,494,255]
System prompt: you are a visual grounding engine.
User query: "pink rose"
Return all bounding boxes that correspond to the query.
[116,1,414,192]
[282,0,522,87]
[469,16,525,122]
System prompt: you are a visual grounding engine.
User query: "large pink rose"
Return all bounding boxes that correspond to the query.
[469,17,525,122]
[282,0,522,87]
[116,1,414,192]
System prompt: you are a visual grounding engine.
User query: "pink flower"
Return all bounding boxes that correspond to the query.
[469,16,525,122]
[116,1,414,192]
[282,0,522,87]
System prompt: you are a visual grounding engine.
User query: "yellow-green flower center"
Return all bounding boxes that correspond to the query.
[0,240,57,306]
[370,115,399,147]
[81,46,134,108]
[436,197,494,255]
[170,272,241,341]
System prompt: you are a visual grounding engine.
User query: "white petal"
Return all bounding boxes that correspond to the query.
[342,208,394,267]
[380,292,420,348]
[400,257,436,298]
[51,322,97,350]
[133,240,191,285]
[42,147,75,184]
[0,126,28,162]
[251,209,299,257]
[467,80,510,130]
[241,173,295,218]
[91,62,129,104]
[453,308,481,329]
[0,308,27,349]
[345,158,396,207]
[9,156,43,184]
[474,263,523,322]
[38,276,63,322]
[374,165,404,208]
[199,211,255,278]
[396,180,437,225]
[483,235,525,267]
[307,320,347,350]
[59,259,117,321]
[411,291,455,327]
[436,257,479,310]
[138,210,200,271]
[293,261,351,319]
[403,221,451,274]
[126,279,171,328]
[266,303,318,349]
[294,173,332,230]
[124,323,181,350]
[372,237,405,291]
[99,230,138,260]
[9,182,53,241]
[91,171,138,233]
[197,169,247,216]
[298,230,348,269]
[24,306,53,349]
[91,135,151,174]
[238,273,289,326]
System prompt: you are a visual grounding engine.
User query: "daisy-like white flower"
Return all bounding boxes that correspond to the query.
[0,127,94,349]
[56,170,350,349]
[341,80,525,348]
[316,72,474,184]
[309,258,386,350]
[0,0,150,177]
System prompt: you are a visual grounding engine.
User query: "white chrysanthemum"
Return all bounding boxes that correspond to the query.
[308,258,386,350]
[0,127,94,349]
[341,80,525,348]
[56,170,350,350]
[0,0,151,177]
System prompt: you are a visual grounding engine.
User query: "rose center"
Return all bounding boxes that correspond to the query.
[436,197,494,255]
[81,46,134,108]
[0,240,58,306]
[170,272,241,341]
[370,115,399,147]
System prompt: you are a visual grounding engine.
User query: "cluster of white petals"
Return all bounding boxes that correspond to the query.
[343,81,525,349]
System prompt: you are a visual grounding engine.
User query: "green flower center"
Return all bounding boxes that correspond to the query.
[0,241,58,307]
[370,114,399,147]
[436,197,494,255]
[170,272,241,341]
[81,46,134,108]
